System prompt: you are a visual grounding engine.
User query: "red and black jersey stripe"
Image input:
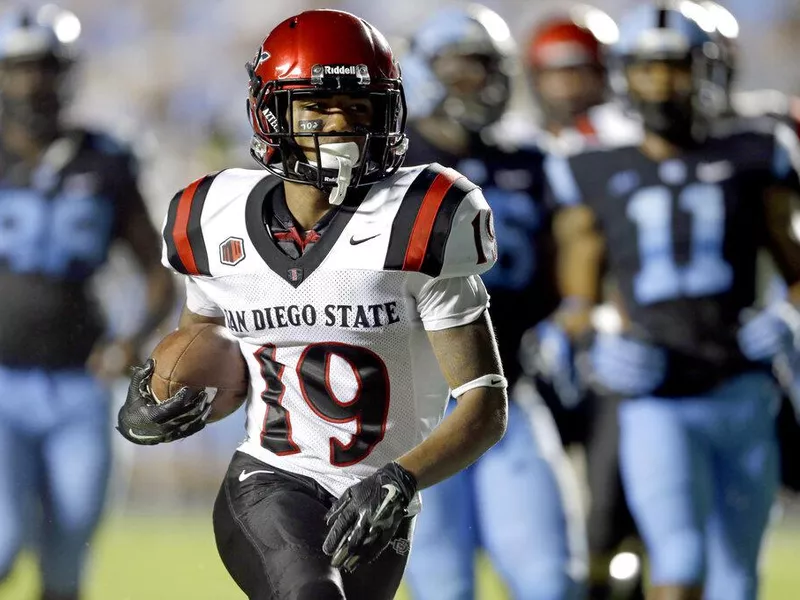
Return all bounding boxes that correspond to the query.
[163,173,219,276]
[384,163,478,277]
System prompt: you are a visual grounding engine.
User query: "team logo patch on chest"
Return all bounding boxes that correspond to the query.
[219,237,245,266]
[287,267,304,283]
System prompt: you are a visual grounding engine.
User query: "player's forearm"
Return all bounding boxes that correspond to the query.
[788,281,800,305]
[553,302,594,339]
[553,213,604,334]
[395,388,507,490]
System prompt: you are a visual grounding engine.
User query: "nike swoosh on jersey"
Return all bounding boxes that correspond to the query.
[349,233,381,245]
[238,469,275,482]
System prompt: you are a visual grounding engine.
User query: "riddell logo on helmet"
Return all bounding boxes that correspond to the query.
[324,65,359,76]
[311,64,370,86]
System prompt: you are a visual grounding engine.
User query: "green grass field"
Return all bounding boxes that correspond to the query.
[1,514,798,599]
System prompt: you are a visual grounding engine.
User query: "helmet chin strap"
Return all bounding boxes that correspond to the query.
[310,141,361,205]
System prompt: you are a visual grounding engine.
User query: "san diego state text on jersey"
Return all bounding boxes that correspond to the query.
[161,164,497,499]
[0,130,140,367]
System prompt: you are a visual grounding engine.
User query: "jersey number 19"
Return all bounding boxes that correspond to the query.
[255,343,391,467]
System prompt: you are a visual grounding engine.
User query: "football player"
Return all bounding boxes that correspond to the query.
[399,6,587,600]
[527,8,641,154]
[703,0,800,500]
[0,7,175,600]
[527,11,645,600]
[116,10,508,600]
[528,10,609,147]
[547,3,800,600]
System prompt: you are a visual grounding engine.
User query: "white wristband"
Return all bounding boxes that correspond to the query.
[450,374,508,398]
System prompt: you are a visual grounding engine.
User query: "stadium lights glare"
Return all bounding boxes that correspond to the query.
[475,6,512,44]
[571,5,620,45]
[679,0,716,33]
[54,11,81,44]
[701,1,740,39]
[37,4,81,44]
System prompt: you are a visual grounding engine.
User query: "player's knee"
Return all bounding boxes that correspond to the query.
[704,569,757,600]
[504,557,584,600]
[288,580,345,600]
[648,529,705,585]
[51,495,105,542]
[408,575,473,600]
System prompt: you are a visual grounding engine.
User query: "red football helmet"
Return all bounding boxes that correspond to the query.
[246,10,407,192]
[527,19,602,71]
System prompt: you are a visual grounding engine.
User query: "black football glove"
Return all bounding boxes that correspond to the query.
[116,359,211,445]
[322,462,417,572]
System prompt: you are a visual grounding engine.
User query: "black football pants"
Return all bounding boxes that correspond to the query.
[213,451,413,600]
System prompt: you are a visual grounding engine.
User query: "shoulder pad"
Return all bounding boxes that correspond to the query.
[80,129,133,157]
[731,89,791,120]
[586,102,644,148]
[711,113,779,139]
[383,163,495,278]
[161,169,271,277]
[162,171,224,276]
[77,128,142,177]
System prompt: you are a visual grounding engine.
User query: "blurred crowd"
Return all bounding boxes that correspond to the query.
[53,0,800,207]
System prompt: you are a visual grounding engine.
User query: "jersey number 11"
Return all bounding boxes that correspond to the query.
[627,183,734,305]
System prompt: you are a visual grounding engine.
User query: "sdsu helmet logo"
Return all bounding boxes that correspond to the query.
[254,49,271,68]
[219,237,245,266]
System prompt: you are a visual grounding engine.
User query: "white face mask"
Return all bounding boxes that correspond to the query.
[310,141,361,205]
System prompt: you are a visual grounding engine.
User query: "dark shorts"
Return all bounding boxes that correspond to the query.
[777,394,800,492]
[536,377,638,555]
[213,451,414,600]
[581,393,639,555]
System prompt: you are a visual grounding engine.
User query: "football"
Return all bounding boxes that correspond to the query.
[149,323,249,423]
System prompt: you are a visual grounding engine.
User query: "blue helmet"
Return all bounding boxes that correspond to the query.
[610,1,723,144]
[612,2,714,60]
[402,4,516,131]
[0,6,79,64]
[0,6,81,139]
[700,0,740,97]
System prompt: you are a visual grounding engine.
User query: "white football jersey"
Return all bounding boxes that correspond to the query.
[533,102,643,156]
[161,164,497,500]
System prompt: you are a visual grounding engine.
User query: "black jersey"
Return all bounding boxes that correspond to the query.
[548,116,800,394]
[263,183,340,259]
[405,125,558,384]
[0,129,141,367]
